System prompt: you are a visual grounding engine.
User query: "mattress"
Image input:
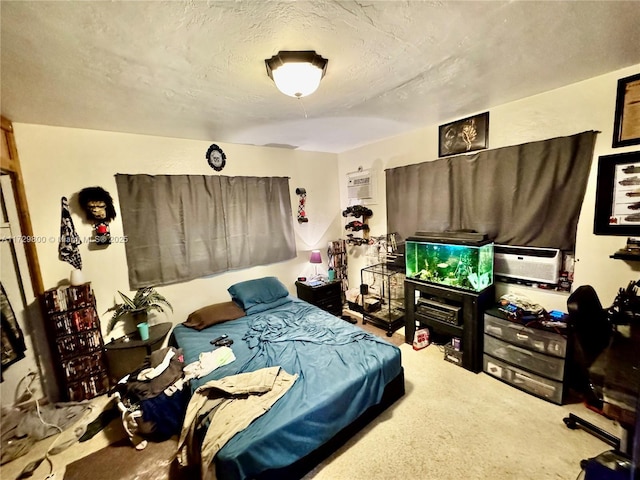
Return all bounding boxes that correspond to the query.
[171,296,403,479]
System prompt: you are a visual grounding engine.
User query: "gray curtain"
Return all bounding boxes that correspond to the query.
[386,131,597,251]
[115,175,296,288]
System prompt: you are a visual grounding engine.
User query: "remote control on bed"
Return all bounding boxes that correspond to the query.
[210,334,228,345]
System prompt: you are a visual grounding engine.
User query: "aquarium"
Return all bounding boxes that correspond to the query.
[405,235,494,292]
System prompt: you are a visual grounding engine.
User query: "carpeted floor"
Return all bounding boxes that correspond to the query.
[352,318,405,346]
[63,437,186,480]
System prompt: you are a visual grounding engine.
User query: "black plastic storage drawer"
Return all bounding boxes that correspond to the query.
[484,313,567,358]
[483,355,564,404]
[483,334,565,381]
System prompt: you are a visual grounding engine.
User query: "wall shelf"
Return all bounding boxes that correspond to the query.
[611,251,640,261]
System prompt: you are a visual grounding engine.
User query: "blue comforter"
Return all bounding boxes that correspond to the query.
[171,297,402,479]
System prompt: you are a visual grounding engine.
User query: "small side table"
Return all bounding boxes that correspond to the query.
[295,280,343,316]
[104,322,172,383]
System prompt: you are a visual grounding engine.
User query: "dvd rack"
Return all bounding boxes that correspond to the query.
[42,283,110,401]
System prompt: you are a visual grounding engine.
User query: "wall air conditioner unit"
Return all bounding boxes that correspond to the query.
[347,168,376,205]
[494,244,562,285]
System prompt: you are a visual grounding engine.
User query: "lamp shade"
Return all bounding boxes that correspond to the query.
[265,51,328,98]
[309,250,322,264]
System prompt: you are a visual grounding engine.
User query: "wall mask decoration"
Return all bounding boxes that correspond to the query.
[78,186,117,246]
[206,144,227,172]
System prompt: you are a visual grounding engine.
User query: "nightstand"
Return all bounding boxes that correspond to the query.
[295,280,343,316]
[104,322,172,383]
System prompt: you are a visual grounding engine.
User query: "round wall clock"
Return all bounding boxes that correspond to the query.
[206,144,227,172]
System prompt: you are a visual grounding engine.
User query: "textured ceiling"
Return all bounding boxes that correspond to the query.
[2,1,640,153]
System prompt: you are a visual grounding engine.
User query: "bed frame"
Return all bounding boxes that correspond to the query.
[256,368,405,479]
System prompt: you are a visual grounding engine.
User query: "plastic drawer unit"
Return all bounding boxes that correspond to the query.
[483,355,564,404]
[483,314,567,357]
[483,335,565,381]
[483,309,569,404]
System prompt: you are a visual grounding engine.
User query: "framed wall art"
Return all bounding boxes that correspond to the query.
[594,150,640,235]
[612,72,640,148]
[438,111,489,158]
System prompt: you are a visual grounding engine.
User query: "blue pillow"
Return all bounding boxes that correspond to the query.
[245,295,293,315]
[227,276,289,310]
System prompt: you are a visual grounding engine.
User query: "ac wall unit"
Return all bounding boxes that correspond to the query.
[494,244,562,285]
[347,169,376,204]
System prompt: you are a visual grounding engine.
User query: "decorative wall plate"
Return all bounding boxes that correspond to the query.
[206,144,227,171]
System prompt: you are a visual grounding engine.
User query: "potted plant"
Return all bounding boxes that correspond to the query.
[105,286,173,335]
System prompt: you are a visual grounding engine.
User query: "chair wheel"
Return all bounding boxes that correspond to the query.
[563,416,577,429]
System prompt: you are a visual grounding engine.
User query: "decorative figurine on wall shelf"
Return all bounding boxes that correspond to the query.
[78,186,117,246]
[296,187,308,223]
[206,144,227,172]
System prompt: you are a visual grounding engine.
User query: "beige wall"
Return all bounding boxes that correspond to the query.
[338,64,640,312]
[12,126,342,342]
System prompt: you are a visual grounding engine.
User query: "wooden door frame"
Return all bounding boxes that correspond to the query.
[1,116,44,296]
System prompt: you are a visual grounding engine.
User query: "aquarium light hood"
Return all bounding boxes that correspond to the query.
[411,231,490,246]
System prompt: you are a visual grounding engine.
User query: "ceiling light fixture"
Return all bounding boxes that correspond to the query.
[265,51,328,98]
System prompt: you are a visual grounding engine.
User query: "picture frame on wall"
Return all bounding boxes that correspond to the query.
[612,72,640,148]
[438,112,489,158]
[594,150,640,235]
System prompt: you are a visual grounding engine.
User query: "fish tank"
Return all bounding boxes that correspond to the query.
[405,233,494,292]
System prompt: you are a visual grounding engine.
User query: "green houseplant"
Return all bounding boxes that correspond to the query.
[105,287,173,334]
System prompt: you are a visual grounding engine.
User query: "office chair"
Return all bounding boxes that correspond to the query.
[562,285,621,450]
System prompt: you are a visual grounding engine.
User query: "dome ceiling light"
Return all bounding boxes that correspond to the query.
[265,51,328,98]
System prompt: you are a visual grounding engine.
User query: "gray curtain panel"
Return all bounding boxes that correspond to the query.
[115,174,296,288]
[386,131,597,251]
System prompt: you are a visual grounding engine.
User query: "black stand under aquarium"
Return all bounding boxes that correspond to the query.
[403,232,495,373]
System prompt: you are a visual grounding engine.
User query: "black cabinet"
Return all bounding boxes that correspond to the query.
[404,279,495,373]
[295,280,343,316]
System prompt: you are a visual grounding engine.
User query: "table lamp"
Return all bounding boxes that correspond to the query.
[310,250,322,278]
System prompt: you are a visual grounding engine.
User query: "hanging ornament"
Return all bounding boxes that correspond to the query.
[296,187,308,223]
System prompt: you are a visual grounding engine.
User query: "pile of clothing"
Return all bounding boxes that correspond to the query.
[113,344,237,449]
[113,346,189,449]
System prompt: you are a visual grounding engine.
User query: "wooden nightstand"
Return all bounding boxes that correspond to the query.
[295,280,343,316]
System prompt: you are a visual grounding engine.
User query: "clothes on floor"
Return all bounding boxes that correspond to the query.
[1,400,93,465]
[78,403,120,442]
[114,347,188,447]
[13,401,91,441]
[177,366,298,480]
[120,347,184,402]
[136,348,176,381]
[137,381,189,441]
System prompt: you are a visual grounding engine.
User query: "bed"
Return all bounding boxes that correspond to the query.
[170,276,404,480]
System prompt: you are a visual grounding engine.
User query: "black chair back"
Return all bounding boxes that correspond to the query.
[567,285,613,395]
